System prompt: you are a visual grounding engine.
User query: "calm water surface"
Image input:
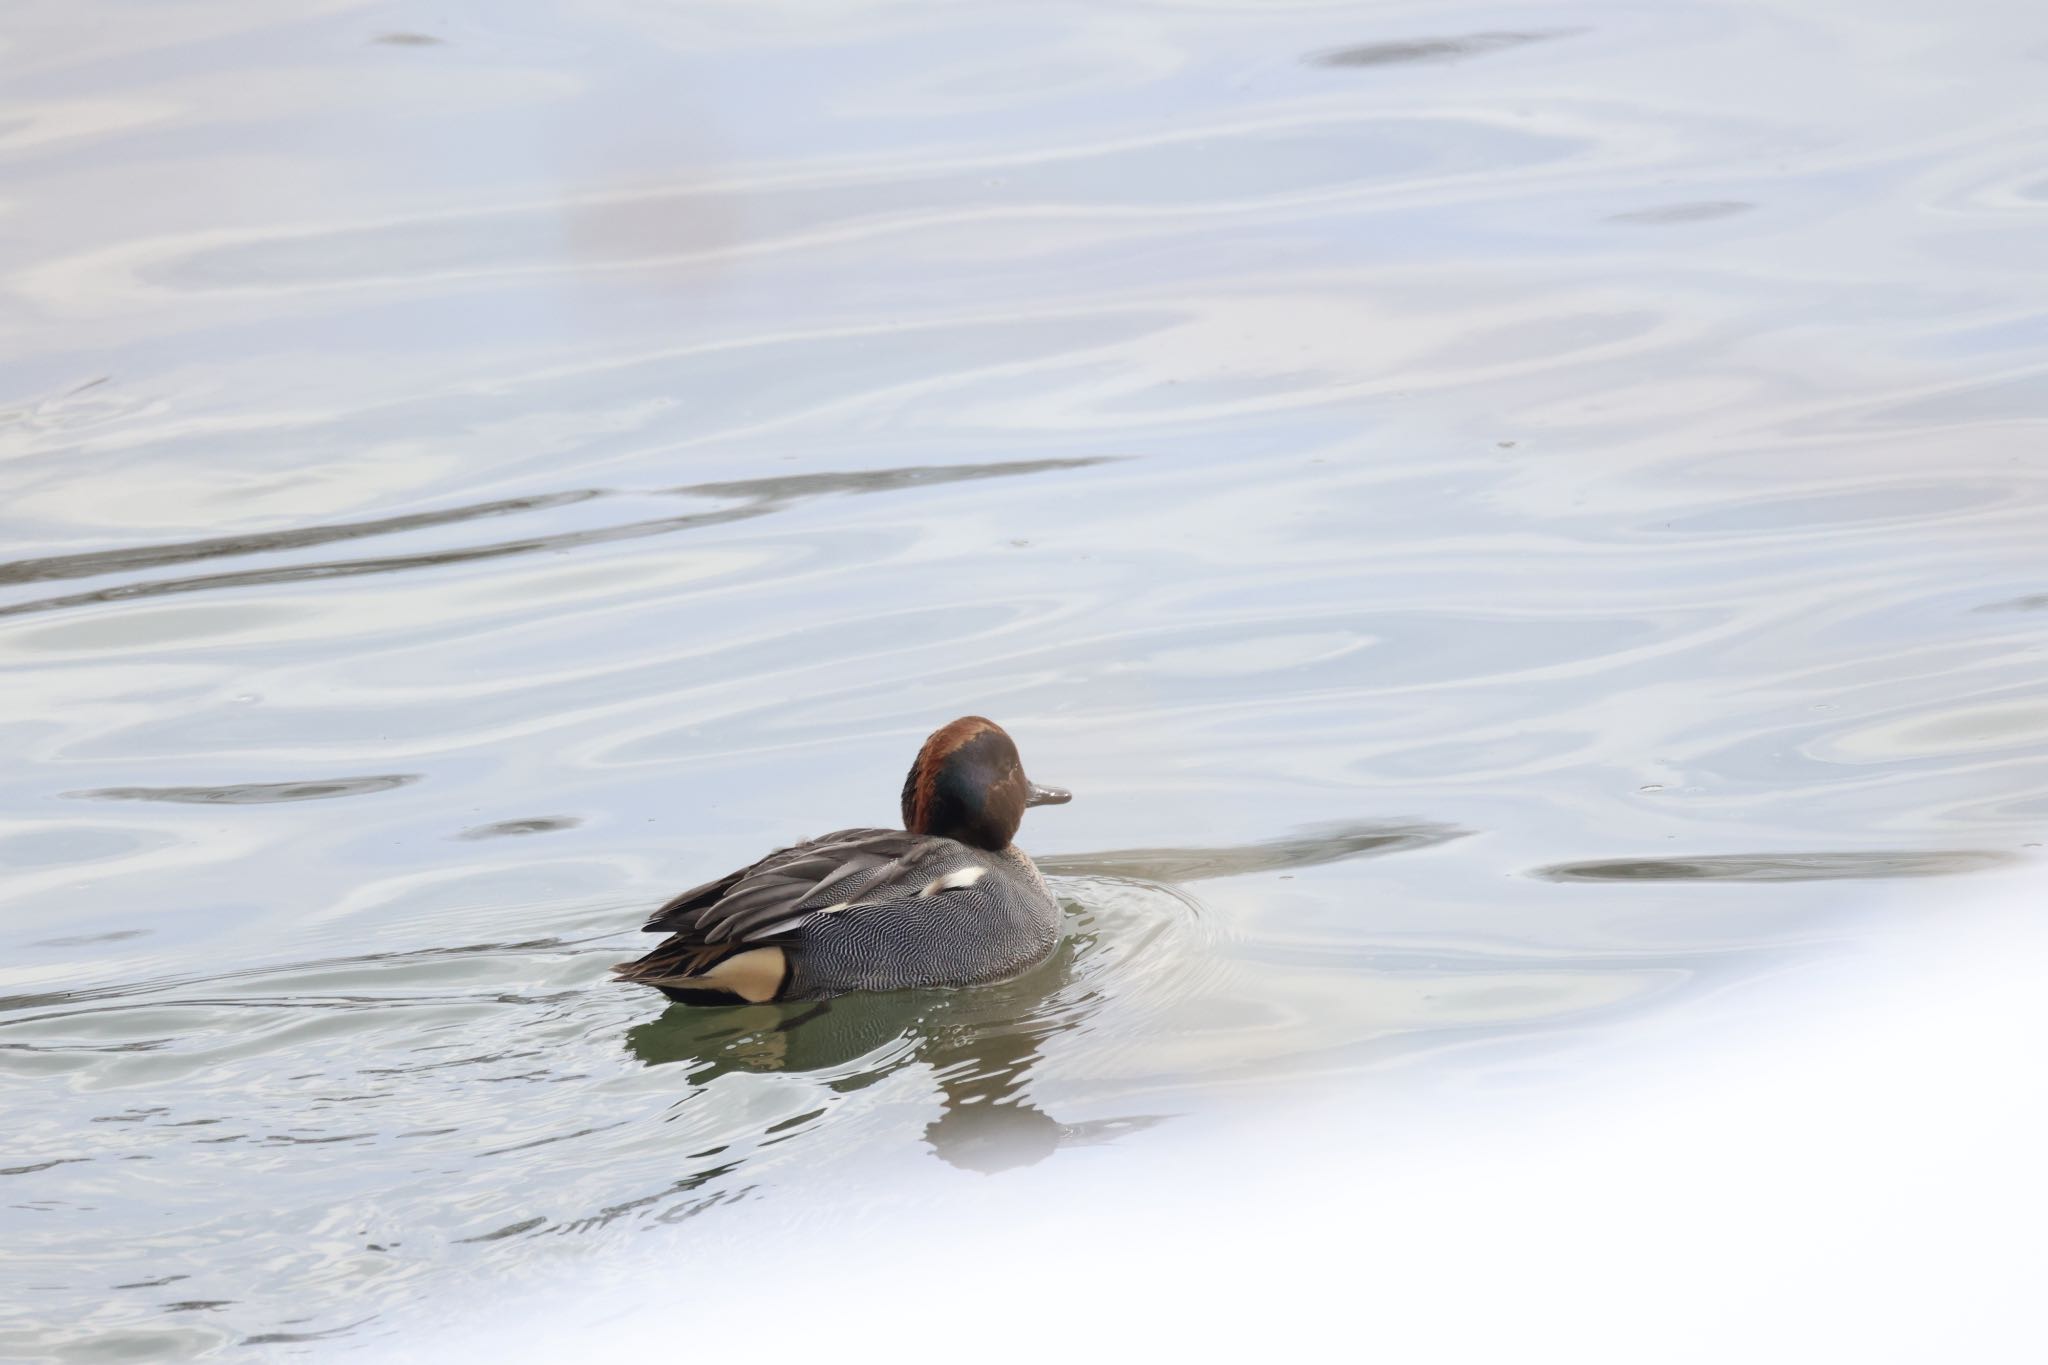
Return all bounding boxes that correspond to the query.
[4,0,2047,1357]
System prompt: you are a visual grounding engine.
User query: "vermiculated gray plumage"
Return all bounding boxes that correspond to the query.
[784,841,1060,997]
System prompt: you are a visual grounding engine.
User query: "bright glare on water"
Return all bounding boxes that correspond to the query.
[2,0,2046,1357]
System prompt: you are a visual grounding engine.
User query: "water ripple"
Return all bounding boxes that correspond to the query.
[1534,850,2017,883]
[1038,820,1469,881]
[66,775,420,805]
[0,458,1110,621]
[1309,30,1581,69]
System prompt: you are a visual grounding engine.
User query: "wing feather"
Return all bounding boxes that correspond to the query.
[622,829,935,987]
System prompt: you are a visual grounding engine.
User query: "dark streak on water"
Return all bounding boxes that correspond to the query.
[457,1217,549,1244]
[243,1318,375,1346]
[1309,30,1578,68]
[1608,200,1754,225]
[2,1158,93,1176]
[35,930,151,947]
[1977,593,2048,612]
[66,775,421,804]
[0,459,1112,620]
[1533,850,2016,883]
[0,492,603,588]
[1037,820,1468,882]
[459,817,582,839]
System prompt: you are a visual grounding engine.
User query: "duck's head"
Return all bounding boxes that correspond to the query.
[901,716,1071,851]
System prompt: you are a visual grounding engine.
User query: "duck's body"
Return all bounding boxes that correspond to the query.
[616,718,1070,1005]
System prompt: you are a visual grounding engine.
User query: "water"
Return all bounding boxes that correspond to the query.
[3,0,2046,1356]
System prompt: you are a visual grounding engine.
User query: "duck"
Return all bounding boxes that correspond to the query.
[615,716,1072,1005]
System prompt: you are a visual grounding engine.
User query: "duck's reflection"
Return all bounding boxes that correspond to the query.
[625,820,1471,1171]
[625,928,1158,1173]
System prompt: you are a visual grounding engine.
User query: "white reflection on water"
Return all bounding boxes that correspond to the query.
[2,0,2047,1356]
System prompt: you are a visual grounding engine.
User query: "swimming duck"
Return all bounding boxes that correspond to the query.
[615,717,1072,1005]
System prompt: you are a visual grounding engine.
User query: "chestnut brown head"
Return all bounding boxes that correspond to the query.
[899,716,1071,851]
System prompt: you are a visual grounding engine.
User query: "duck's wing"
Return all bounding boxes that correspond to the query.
[640,827,930,942]
[617,829,946,1000]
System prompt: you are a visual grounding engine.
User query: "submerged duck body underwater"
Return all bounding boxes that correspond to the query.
[615,716,1072,1005]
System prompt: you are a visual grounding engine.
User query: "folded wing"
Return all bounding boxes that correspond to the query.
[617,829,932,996]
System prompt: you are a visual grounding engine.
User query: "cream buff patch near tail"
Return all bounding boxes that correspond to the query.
[649,946,788,1003]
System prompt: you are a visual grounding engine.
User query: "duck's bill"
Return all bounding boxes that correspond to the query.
[1026,782,1073,807]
